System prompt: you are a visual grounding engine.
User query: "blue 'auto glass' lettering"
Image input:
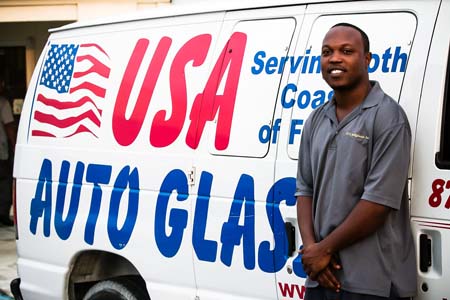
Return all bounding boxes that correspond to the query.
[155,169,189,257]
[108,166,140,250]
[30,158,53,237]
[193,171,218,262]
[220,174,255,270]
[55,161,84,240]
[258,177,296,273]
[84,164,112,245]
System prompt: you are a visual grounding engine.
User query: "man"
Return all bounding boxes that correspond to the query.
[0,78,16,226]
[295,23,417,300]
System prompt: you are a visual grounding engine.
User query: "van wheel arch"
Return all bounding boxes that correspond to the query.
[68,250,150,300]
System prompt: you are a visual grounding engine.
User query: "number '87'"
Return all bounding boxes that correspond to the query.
[428,179,450,209]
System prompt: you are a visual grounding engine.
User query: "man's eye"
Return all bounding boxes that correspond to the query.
[343,49,353,54]
[322,50,331,56]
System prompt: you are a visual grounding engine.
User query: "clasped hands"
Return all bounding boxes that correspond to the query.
[300,243,341,292]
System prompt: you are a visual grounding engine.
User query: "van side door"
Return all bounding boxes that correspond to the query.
[411,1,450,299]
[189,6,301,300]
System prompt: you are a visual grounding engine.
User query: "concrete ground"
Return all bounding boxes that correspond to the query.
[0,224,17,300]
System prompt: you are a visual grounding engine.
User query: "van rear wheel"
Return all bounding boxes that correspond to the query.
[83,278,150,300]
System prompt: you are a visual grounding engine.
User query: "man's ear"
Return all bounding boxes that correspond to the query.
[365,52,372,68]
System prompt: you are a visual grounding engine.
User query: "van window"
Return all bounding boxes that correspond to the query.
[207,18,295,158]
[436,48,450,169]
[286,12,416,159]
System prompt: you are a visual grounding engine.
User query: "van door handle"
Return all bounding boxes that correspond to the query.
[285,222,296,257]
[419,234,432,272]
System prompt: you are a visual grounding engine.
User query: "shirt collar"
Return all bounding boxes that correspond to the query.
[362,81,383,109]
[323,80,382,123]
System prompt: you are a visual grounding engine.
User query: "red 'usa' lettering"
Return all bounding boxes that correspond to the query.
[112,32,247,150]
[150,34,211,147]
[113,37,171,146]
[186,32,247,150]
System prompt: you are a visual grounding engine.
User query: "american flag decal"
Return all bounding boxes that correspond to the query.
[31,43,111,138]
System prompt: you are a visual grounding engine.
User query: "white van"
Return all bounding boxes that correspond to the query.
[10,0,450,299]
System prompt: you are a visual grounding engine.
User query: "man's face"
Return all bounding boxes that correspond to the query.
[320,26,371,91]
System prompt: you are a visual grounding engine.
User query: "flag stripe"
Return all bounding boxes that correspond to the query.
[32,130,56,137]
[37,93,102,115]
[32,124,98,138]
[66,125,99,138]
[34,109,101,128]
[74,55,111,78]
[69,82,106,98]
[80,43,109,58]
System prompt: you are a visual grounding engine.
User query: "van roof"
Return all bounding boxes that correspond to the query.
[52,0,347,32]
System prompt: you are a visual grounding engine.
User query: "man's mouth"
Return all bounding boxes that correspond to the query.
[329,68,345,74]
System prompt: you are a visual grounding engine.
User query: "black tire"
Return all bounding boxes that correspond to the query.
[83,278,150,300]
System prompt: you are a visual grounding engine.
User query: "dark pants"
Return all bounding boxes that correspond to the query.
[305,287,412,300]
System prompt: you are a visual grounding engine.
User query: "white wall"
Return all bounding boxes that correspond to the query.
[0,0,171,86]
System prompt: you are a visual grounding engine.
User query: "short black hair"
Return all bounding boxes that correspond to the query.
[331,22,370,53]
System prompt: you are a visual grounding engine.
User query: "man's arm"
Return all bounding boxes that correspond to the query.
[297,195,342,291]
[297,196,315,248]
[295,111,342,291]
[301,199,390,279]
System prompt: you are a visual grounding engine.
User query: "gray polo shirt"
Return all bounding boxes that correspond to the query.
[295,81,417,297]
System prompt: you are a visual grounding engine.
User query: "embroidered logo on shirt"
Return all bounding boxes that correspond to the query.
[345,132,369,140]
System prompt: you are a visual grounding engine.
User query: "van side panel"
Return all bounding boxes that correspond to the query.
[14,12,226,300]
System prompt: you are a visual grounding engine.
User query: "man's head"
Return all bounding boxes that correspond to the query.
[320,23,372,91]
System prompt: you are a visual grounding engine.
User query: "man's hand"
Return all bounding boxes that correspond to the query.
[300,242,333,280]
[316,258,341,292]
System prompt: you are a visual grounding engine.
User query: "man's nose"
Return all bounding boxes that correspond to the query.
[328,51,343,62]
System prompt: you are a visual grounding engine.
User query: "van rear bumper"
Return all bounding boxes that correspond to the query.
[10,278,23,300]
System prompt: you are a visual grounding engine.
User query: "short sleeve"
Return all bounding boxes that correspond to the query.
[295,116,314,197]
[361,122,411,209]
